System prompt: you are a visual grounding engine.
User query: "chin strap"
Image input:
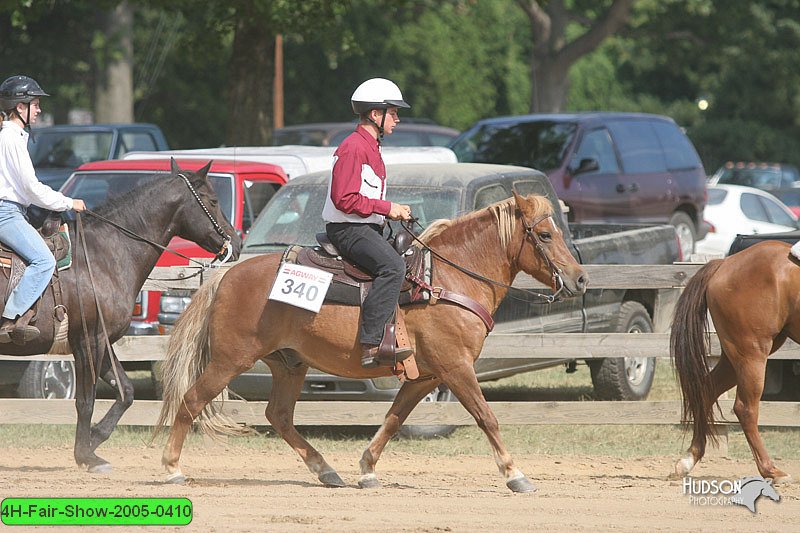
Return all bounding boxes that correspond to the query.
[366,109,387,143]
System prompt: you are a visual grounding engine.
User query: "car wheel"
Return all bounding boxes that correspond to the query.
[18,360,76,399]
[398,385,457,439]
[669,211,696,258]
[589,301,656,401]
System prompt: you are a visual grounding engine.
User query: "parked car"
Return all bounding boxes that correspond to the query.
[0,157,287,400]
[124,145,457,180]
[695,185,798,256]
[773,188,800,217]
[725,230,800,401]
[209,162,680,419]
[449,112,709,258]
[272,120,460,147]
[29,123,169,189]
[708,161,800,191]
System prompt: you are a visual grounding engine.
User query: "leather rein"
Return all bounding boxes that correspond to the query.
[73,173,234,398]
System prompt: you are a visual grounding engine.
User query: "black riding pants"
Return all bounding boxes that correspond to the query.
[326,222,404,346]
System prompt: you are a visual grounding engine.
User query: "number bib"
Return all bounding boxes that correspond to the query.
[268,263,334,313]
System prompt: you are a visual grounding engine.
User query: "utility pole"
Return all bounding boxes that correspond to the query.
[273,34,284,129]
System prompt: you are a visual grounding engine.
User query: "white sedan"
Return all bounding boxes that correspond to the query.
[695,184,798,256]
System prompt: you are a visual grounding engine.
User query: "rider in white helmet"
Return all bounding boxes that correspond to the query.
[0,75,86,344]
[322,78,414,368]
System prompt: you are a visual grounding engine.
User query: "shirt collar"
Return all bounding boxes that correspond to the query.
[355,125,380,151]
[1,120,28,141]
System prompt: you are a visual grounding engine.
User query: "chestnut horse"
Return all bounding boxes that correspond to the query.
[156,192,587,492]
[671,240,797,483]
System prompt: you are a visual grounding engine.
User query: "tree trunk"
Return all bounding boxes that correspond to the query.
[226,2,274,146]
[95,1,134,123]
[519,0,636,113]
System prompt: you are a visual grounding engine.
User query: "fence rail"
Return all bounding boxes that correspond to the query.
[0,261,796,436]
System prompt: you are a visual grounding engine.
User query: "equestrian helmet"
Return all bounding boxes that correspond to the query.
[351,78,410,115]
[0,75,49,111]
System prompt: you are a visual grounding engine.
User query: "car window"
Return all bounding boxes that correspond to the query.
[381,131,427,147]
[474,184,509,209]
[607,121,667,173]
[450,121,577,171]
[572,128,619,174]
[717,168,783,190]
[117,132,158,158]
[428,133,458,147]
[761,196,796,227]
[740,193,769,222]
[29,131,113,168]
[242,181,281,234]
[245,184,460,249]
[62,171,234,223]
[707,188,727,205]
[781,166,800,186]
[650,121,702,171]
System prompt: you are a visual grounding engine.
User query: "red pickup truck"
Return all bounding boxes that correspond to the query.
[60,157,287,334]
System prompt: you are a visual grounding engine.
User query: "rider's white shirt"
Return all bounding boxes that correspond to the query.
[0,121,73,211]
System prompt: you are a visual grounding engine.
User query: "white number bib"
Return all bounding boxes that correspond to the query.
[268,263,333,313]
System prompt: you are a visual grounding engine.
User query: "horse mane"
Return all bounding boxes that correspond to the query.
[418,194,553,248]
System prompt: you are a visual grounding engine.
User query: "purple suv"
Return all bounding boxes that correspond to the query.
[450,112,708,257]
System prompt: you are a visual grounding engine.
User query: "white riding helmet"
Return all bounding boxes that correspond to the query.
[351,78,411,115]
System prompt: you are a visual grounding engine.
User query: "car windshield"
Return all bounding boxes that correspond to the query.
[715,167,784,190]
[62,171,234,222]
[450,120,577,171]
[28,131,113,169]
[244,184,461,249]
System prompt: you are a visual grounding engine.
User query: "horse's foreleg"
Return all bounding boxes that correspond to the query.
[358,379,439,489]
[89,351,134,451]
[732,356,790,483]
[440,363,535,493]
[264,360,344,487]
[674,353,737,478]
[71,345,110,473]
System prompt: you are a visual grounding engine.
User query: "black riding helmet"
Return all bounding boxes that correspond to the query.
[0,75,49,130]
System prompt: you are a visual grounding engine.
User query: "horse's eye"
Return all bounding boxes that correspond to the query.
[539,231,552,241]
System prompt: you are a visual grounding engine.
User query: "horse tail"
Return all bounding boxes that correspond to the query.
[153,270,253,439]
[670,259,724,447]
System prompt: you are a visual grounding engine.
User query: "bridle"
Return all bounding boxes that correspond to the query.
[176,173,233,263]
[405,210,569,304]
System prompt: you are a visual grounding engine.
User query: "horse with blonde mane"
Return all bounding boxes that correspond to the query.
[155,191,587,493]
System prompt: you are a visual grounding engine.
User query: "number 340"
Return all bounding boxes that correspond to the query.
[280,279,319,301]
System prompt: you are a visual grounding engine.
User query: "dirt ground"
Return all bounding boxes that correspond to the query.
[0,445,797,532]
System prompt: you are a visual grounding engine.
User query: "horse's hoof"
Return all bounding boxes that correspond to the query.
[773,473,793,485]
[506,476,537,493]
[165,472,187,485]
[87,463,112,474]
[319,471,346,488]
[358,474,380,489]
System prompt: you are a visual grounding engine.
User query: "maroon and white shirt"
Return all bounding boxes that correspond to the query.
[322,126,391,224]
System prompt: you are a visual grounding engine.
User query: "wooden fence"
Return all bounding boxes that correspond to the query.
[1,260,798,437]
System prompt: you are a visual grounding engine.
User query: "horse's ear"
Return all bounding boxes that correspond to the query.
[170,157,180,174]
[512,189,528,214]
[196,160,213,181]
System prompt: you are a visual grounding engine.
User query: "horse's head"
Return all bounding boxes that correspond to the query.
[169,158,242,262]
[511,191,587,298]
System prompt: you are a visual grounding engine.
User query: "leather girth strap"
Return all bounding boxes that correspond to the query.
[393,305,419,381]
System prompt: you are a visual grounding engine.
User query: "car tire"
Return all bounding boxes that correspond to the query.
[589,301,656,401]
[398,385,457,439]
[669,211,696,258]
[18,360,76,399]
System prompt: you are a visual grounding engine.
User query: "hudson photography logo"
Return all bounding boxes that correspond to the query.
[682,476,781,513]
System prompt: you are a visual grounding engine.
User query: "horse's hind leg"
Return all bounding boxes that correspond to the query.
[440,362,536,493]
[89,350,134,452]
[162,357,250,483]
[358,379,439,489]
[731,354,790,482]
[674,352,737,478]
[264,358,344,487]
